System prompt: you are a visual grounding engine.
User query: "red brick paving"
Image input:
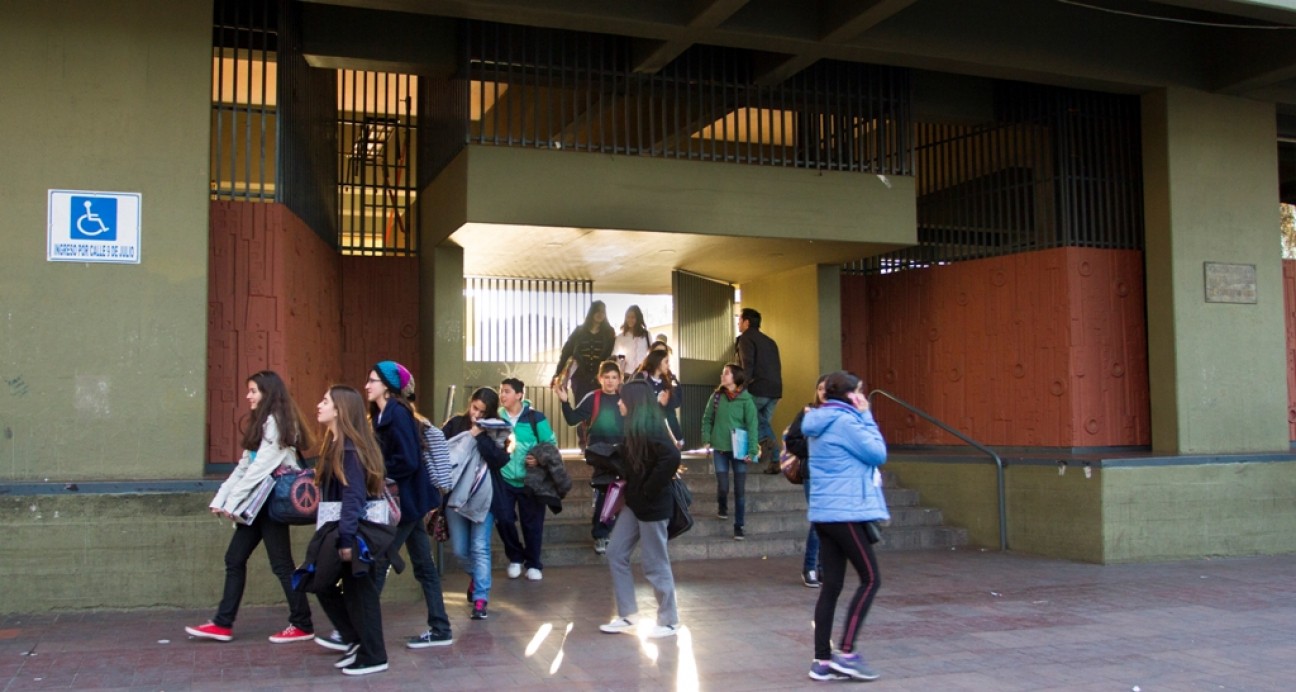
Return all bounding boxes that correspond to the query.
[3,550,1294,690]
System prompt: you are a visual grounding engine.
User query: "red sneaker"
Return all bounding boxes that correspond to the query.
[185,622,233,642]
[268,625,314,643]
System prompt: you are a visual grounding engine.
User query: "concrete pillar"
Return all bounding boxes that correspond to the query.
[1141,88,1287,453]
[421,242,465,421]
[739,264,843,437]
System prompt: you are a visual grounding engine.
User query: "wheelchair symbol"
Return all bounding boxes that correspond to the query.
[76,200,111,237]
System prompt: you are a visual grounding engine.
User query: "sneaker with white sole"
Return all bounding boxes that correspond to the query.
[808,660,849,681]
[340,661,388,676]
[802,570,821,588]
[185,621,232,642]
[315,630,349,651]
[828,651,880,681]
[406,630,454,649]
[526,568,543,581]
[333,643,360,669]
[593,537,609,554]
[268,625,314,643]
[599,617,635,634]
[507,562,523,579]
[647,624,680,639]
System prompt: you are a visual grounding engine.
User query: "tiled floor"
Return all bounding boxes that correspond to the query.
[3,549,1294,690]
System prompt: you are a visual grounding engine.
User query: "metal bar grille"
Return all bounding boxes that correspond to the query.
[338,70,420,256]
[464,276,593,362]
[847,82,1143,274]
[210,0,277,202]
[464,21,911,175]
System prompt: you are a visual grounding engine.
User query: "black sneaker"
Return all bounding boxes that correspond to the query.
[717,510,728,520]
[314,630,350,651]
[333,643,360,669]
[406,630,454,649]
[802,570,821,588]
[340,661,388,676]
[471,599,488,620]
[734,526,745,541]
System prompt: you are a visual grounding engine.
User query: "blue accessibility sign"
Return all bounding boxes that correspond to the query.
[47,190,141,264]
[70,196,117,241]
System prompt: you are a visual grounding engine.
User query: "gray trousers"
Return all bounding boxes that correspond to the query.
[606,506,678,627]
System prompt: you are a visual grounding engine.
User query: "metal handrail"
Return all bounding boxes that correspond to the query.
[868,389,1008,551]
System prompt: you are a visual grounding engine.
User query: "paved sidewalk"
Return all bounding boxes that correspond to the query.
[3,549,1294,690]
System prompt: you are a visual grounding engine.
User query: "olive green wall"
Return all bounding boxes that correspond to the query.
[423,145,916,246]
[887,460,1104,562]
[1141,88,1287,454]
[0,0,211,480]
[1103,463,1296,563]
[889,457,1296,564]
[740,264,843,438]
[0,493,424,613]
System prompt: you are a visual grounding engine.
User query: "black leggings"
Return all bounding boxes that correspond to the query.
[812,521,881,660]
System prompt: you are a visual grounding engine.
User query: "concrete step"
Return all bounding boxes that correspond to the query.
[462,454,969,569]
[476,525,969,571]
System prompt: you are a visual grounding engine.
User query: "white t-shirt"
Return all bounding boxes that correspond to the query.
[612,333,652,375]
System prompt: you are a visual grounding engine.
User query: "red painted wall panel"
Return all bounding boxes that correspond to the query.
[206,202,343,464]
[339,256,421,397]
[843,247,1149,448]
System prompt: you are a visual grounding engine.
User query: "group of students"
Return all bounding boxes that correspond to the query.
[188,364,457,675]
[186,303,891,680]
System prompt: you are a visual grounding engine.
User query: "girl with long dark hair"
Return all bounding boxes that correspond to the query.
[362,361,452,650]
[597,379,682,639]
[553,300,615,404]
[613,304,652,376]
[313,385,390,676]
[700,362,759,540]
[441,387,511,620]
[803,371,888,682]
[187,370,315,644]
[633,348,684,446]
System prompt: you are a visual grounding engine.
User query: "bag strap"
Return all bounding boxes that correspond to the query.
[591,390,602,425]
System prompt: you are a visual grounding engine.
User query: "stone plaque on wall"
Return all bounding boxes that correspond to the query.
[1203,262,1257,304]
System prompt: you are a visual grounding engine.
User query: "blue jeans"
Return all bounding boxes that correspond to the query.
[803,481,819,573]
[712,450,748,529]
[446,509,494,602]
[752,396,780,443]
[373,519,452,636]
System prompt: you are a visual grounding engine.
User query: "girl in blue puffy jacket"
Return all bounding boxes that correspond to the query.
[802,371,887,683]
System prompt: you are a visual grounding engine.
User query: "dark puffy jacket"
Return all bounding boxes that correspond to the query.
[374,402,439,522]
[735,327,783,399]
[524,442,573,513]
[622,435,681,522]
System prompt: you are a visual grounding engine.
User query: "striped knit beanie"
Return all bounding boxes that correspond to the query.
[374,360,416,401]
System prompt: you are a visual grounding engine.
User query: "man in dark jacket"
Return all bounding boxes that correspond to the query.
[735,308,783,473]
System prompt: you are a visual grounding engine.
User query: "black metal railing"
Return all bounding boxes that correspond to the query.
[849,83,1143,274]
[463,21,911,175]
[210,0,277,202]
[337,70,420,256]
[868,389,1007,551]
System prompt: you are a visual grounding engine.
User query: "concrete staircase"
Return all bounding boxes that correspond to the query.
[478,454,967,568]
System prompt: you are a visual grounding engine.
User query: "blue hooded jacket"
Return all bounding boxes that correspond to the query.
[803,401,889,523]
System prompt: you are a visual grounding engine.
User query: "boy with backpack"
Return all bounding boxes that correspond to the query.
[555,360,625,554]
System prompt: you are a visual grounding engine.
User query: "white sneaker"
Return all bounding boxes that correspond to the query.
[507,563,522,579]
[599,617,635,634]
[647,624,680,639]
[526,568,543,581]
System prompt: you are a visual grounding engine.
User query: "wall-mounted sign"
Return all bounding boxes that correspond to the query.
[47,190,141,264]
[1203,262,1256,304]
